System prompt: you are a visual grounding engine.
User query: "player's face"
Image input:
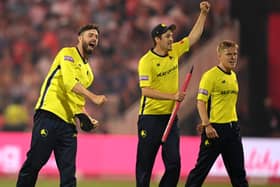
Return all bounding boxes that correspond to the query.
[81,29,99,55]
[158,30,174,52]
[218,47,238,72]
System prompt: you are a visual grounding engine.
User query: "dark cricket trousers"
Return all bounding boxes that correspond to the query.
[16,110,78,187]
[136,115,181,187]
[185,122,249,187]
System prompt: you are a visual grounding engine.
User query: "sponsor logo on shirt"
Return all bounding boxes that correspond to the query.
[220,90,238,95]
[198,88,208,95]
[64,56,74,62]
[156,65,177,77]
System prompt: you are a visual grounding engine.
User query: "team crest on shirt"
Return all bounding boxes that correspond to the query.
[64,56,74,62]
[140,75,149,81]
[198,88,208,95]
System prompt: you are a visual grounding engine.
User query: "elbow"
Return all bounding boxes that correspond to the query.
[196,101,200,109]
[197,100,206,108]
[66,81,79,93]
[141,87,148,96]
[188,35,200,47]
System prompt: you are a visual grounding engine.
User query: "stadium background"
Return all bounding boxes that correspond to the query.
[0,0,280,186]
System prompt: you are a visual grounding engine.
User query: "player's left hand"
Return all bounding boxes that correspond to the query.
[200,1,210,14]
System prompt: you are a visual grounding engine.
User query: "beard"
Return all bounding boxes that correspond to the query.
[82,41,95,56]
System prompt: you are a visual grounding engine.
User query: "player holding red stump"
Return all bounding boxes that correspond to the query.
[136,2,210,186]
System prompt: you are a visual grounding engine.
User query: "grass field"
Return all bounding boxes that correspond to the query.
[1,177,279,187]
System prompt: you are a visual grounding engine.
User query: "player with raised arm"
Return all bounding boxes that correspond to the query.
[136,2,210,187]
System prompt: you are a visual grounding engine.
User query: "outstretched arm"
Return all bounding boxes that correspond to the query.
[188,1,210,47]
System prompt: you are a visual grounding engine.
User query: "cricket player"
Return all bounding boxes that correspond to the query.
[16,24,107,187]
[185,40,249,187]
[136,2,210,187]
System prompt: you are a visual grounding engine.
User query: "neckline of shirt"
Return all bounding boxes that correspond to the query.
[217,66,232,75]
[150,48,168,58]
[75,47,88,64]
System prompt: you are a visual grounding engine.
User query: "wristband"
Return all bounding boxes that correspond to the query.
[202,123,211,127]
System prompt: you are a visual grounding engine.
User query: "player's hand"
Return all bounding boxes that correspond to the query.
[81,108,99,127]
[174,91,186,102]
[75,113,99,132]
[88,115,99,128]
[205,124,219,139]
[94,95,107,105]
[200,1,210,14]
[196,124,204,134]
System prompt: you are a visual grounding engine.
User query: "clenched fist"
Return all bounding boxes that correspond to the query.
[95,95,107,105]
[200,1,210,14]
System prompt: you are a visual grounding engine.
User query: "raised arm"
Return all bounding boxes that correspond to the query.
[188,1,210,47]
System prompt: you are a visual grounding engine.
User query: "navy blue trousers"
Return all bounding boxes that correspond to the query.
[136,115,181,187]
[185,122,249,187]
[16,110,77,187]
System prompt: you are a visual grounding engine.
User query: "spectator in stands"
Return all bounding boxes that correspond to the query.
[2,97,28,131]
[0,0,226,133]
[264,97,280,137]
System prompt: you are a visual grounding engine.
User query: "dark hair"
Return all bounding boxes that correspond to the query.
[78,24,100,35]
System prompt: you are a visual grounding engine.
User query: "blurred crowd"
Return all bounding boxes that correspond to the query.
[0,0,232,132]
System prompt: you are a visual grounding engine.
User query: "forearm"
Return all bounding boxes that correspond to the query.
[197,100,210,126]
[141,87,175,100]
[72,83,97,101]
[188,11,208,46]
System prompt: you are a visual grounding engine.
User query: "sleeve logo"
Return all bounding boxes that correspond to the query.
[198,88,208,95]
[139,75,149,81]
[64,56,74,62]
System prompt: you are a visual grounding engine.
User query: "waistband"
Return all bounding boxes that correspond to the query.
[35,109,64,122]
[211,121,238,127]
